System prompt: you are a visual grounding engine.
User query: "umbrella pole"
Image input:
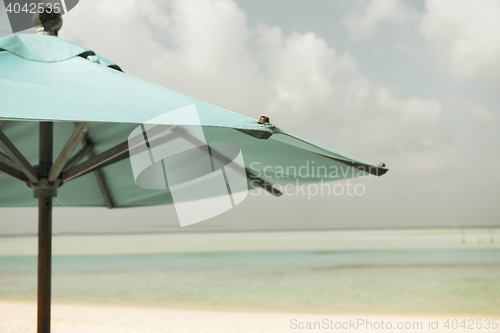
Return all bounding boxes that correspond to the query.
[37,122,53,333]
[37,196,52,333]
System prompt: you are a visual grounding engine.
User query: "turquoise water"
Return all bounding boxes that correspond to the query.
[1,249,500,315]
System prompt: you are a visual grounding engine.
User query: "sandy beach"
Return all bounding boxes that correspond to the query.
[1,301,498,333]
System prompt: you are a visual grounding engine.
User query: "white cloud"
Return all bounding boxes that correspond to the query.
[342,0,500,84]
[421,0,500,83]
[446,98,500,163]
[253,25,451,172]
[342,0,419,42]
[464,103,498,126]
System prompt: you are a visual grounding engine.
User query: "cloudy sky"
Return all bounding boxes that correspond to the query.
[1,0,499,234]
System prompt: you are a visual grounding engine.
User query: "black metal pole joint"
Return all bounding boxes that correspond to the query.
[31,167,60,198]
[31,179,60,198]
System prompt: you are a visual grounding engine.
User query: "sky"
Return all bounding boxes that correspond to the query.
[0,0,499,234]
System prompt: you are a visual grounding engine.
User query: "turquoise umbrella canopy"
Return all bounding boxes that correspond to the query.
[0,34,387,209]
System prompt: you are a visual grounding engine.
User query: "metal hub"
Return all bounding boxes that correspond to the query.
[29,166,60,198]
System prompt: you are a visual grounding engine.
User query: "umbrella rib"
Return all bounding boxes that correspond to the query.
[0,129,39,183]
[244,169,283,197]
[92,167,113,209]
[48,122,91,182]
[61,125,176,183]
[68,128,185,181]
[0,151,21,170]
[0,161,29,183]
[179,130,282,197]
[79,133,113,209]
[61,141,126,182]
[235,128,273,140]
[62,141,95,172]
[311,152,388,177]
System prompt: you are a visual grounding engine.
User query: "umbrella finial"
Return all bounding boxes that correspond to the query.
[258,116,270,124]
[32,8,63,36]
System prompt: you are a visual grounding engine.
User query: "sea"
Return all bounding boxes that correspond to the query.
[0,229,499,316]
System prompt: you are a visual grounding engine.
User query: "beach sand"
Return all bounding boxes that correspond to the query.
[0,301,498,333]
